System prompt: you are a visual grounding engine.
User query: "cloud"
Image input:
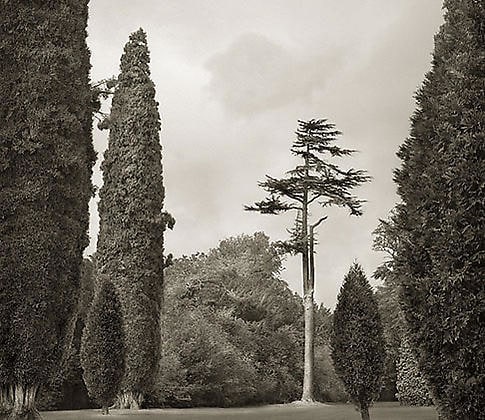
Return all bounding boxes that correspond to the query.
[86,0,445,308]
[205,33,342,116]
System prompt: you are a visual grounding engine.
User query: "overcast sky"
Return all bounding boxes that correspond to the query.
[86,1,445,309]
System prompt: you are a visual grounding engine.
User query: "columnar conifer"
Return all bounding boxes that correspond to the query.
[81,281,124,415]
[96,28,166,408]
[0,1,95,417]
[332,263,385,420]
[393,1,484,418]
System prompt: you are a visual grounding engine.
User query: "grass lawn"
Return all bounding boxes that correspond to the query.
[42,402,438,420]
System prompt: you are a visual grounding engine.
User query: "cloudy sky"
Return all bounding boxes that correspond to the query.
[86,1,445,308]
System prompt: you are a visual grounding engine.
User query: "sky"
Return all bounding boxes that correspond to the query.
[86,0,445,309]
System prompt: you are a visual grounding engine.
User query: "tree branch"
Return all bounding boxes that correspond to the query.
[311,216,328,230]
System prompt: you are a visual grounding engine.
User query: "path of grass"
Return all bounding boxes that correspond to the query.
[43,402,438,420]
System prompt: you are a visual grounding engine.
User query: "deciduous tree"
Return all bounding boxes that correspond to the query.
[158,233,306,406]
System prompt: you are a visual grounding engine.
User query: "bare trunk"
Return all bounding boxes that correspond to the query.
[9,384,40,419]
[360,401,370,420]
[115,391,142,409]
[300,175,314,402]
[301,289,315,402]
[0,386,10,405]
[0,386,12,415]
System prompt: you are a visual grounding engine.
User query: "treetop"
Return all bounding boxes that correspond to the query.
[245,118,370,217]
[120,27,151,84]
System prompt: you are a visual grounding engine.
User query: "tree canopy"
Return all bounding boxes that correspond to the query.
[156,233,344,406]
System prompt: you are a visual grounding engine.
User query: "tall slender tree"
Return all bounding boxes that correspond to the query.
[393,1,484,418]
[332,263,385,420]
[96,28,166,409]
[246,119,370,401]
[0,1,95,417]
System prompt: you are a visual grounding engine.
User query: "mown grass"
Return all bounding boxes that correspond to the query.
[43,402,438,420]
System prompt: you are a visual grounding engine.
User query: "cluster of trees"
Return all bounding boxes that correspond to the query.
[26,235,348,412]
[156,233,347,407]
[0,1,171,414]
[22,228,441,419]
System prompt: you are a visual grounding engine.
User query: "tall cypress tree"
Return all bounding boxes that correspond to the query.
[96,28,166,409]
[0,1,95,417]
[393,1,484,418]
[332,263,385,420]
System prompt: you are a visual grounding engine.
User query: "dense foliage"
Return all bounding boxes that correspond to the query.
[80,281,124,414]
[373,216,432,404]
[396,338,432,406]
[374,282,401,401]
[0,1,95,416]
[96,28,166,408]
[392,1,484,418]
[156,233,344,407]
[246,119,370,401]
[38,259,96,411]
[332,263,385,420]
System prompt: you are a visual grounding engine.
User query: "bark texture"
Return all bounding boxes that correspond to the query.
[301,290,315,402]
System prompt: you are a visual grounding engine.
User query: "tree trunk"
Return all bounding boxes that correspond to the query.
[116,391,142,409]
[360,401,370,420]
[300,178,315,402]
[0,385,12,415]
[301,288,315,402]
[0,386,10,405]
[10,384,40,419]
